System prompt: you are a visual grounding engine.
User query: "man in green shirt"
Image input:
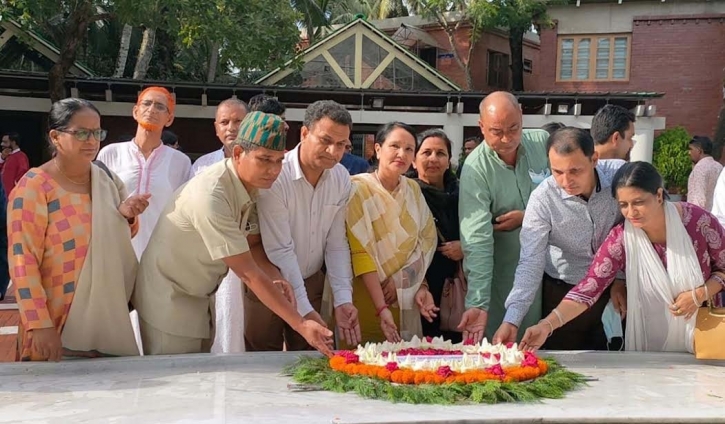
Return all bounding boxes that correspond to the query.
[458,91,550,343]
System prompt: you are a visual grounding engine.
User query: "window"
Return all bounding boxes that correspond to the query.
[524,59,533,74]
[557,34,631,82]
[418,47,437,69]
[487,50,510,89]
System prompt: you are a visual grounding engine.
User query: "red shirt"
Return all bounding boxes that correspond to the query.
[1,150,29,197]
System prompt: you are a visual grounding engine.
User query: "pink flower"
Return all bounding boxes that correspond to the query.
[463,338,475,346]
[522,352,539,367]
[486,364,505,377]
[381,352,389,358]
[436,366,453,378]
[338,351,359,364]
[396,348,463,356]
[505,342,514,349]
[425,336,433,343]
[385,362,399,372]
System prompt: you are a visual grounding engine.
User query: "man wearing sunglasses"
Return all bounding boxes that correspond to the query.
[96,86,192,353]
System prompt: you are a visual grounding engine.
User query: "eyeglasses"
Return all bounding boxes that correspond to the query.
[58,128,108,142]
[139,100,169,113]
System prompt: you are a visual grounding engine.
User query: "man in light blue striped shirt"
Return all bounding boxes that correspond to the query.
[494,127,625,350]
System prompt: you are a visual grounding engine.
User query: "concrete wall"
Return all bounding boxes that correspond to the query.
[549,0,725,34]
[536,4,725,138]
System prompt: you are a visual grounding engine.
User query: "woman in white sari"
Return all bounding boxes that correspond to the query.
[345,122,438,346]
[521,162,725,353]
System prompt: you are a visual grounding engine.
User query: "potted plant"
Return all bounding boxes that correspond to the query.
[652,126,692,201]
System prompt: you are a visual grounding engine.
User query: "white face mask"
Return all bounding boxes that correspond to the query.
[529,168,551,185]
[602,300,624,350]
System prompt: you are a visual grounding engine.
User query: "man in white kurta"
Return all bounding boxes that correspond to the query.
[250,100,360,350]
[97,87,192,258]
[191,98,248,175]
[97,86,192,351]
[191,98,248,353]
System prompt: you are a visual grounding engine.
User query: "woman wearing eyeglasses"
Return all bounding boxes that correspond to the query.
[9,98,150,361]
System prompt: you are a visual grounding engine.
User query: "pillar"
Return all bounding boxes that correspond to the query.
[631,127,654,163]
[443,123,465,166]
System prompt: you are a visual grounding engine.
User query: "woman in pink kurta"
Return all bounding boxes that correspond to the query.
[521,162,725,353]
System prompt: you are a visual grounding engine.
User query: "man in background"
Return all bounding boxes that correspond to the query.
[340,139,369,175]
[162,130,180,150]
[590,105,636,161]
[456,136,482,178]
[192,98,248,175]
[0,132,29,197]
[689,136,723,211]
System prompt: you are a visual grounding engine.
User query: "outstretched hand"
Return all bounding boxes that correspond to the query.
[297,319,334,357]
[457,308,487,343]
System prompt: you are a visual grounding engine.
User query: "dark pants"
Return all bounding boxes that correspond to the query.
[243,271,325,352]
[542,274,609,351]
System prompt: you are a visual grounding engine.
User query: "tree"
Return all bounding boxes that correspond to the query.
[108,0,300,83]
[482,0,562,91]
[330,0,409,24]
[0,1,118,102]
[113,24,133,77]
[171,0,301,83]
[292,0,331,44]
[407,0,493,90]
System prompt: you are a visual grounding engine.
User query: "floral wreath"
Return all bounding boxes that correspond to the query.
[285,336,585,404]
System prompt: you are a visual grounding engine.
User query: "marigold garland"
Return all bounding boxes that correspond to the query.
[329,352,548,385]
[284,354,586,405]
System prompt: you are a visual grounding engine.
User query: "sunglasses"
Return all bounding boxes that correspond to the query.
[57,128,108,142]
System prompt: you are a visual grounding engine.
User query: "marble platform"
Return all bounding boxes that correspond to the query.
[0,351,724,423]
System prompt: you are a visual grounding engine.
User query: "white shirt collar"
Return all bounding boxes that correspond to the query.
[287,144,331,184]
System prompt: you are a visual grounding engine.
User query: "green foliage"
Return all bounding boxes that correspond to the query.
[0,0,302,83]
[329,0,409,25]
[653,126,693,193]
[480,0,564,31]
[157,0,301,75]
[283,356,586,405]
[291,0,330,44]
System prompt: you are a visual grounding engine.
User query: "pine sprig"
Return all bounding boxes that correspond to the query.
[283,356,585,405]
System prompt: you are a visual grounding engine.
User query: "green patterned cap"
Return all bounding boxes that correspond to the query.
[236,111,286,151]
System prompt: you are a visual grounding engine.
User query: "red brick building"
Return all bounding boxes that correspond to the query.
[537,0,725,138]
[370,16,541,92]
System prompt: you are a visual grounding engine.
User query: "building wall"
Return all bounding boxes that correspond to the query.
[536,3,725,137]
[405,27,541,91]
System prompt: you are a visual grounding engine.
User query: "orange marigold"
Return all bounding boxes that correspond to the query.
[328,352,548,386]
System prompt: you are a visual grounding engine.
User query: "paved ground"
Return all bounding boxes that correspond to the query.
[0,289,18,362]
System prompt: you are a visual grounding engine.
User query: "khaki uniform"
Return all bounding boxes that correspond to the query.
[132,159,258,354]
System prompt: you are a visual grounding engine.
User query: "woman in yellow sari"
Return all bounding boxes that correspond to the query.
[346,122,438,344]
